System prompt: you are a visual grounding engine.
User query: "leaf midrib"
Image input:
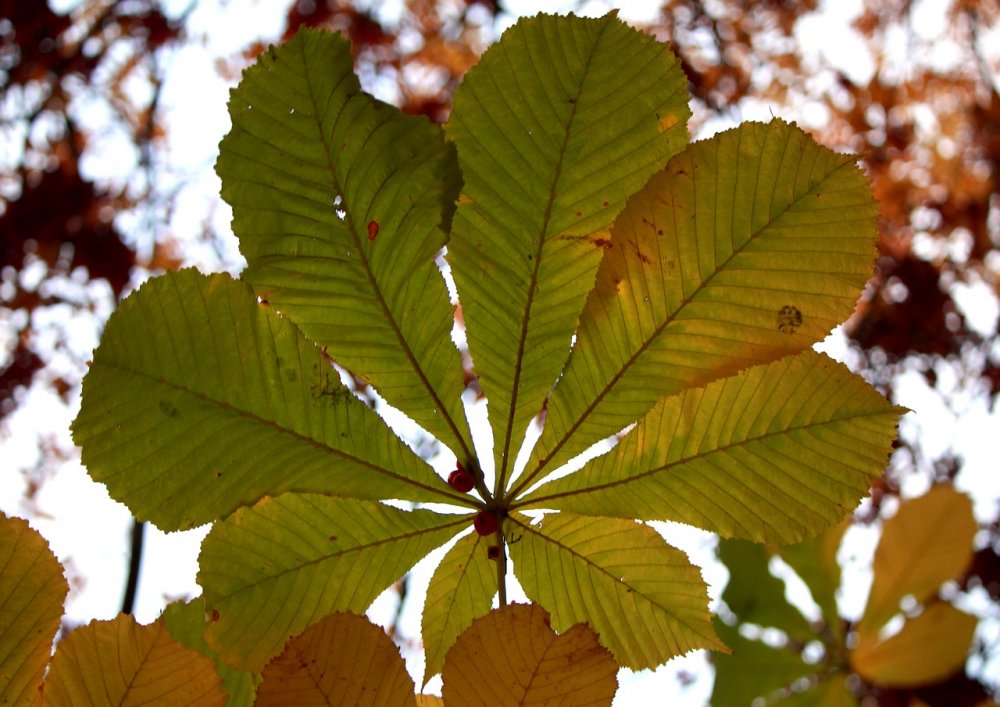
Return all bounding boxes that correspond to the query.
[296,39,474,466]
[514,406,894,509]
[512,156,860,496]
[495,20,609,497]
[512,516,717,646]
[210,512,469,599]
[103,359,466,505]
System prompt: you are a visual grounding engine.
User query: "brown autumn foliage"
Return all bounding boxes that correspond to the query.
[1,1,997,703]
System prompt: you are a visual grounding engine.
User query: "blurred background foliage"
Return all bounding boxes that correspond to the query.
[1,1,998,704]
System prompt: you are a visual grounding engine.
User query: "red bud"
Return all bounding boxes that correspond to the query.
[448,469,474,493]
[474,511,499,536]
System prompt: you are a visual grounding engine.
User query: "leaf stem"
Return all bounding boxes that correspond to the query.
[496,527,507,606]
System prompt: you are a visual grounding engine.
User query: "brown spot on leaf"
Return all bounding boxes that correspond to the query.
[592,238,612,250]
[209,609,220,622]
[602,200,609,207]
[776,305,803,334]
[487,545,500,559]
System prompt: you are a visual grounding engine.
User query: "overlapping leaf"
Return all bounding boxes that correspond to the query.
[508,512,723,669]
[446,12,690,488]
[519,351,900,543]
[441,604,617,706]
[256,612,415,706]
[72,270,463,531]
[0,514,67,706]
[43,614,226,706]
[519,120,880,488]
[217,28,474,462]
[422,531,497,686]
[199,494,467,671]
[161,598,258,706]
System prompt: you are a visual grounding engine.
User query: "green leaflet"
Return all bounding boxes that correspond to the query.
[199,494,467,671]
[446,13,690,489]
[518,350,902,543]
[710,621,816,707]
[72,270,464,531]
[421,532,497,686]
[518,120,880,488]
[161,598,258,706]
[217,29,474,463]
[717,538,813,639]
[508,512,723,669]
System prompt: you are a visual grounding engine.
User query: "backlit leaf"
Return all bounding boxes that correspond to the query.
[441,604,617,706]
[851,602,977,687]
[519,120,879,488]
[519,351,900,543]
[421,531,497,686]
[161,597,258,706]
[0,513,67,706]
[73,270,464,531]
[43,614,225,706]
[199,494,466,671]
[217,29,474,462]
[508,513,724,669]
[446,12,690,489]
[858,485,975,637]
[256,612,414,706]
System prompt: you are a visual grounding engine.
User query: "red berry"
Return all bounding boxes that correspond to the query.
[474,511,499,536]
[448,469,475,493]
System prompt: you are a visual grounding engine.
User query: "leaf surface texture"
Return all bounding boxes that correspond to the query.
[521,120,880,485]
[446,13,690,487]
[73,270,461,530]
[217,29,473,461]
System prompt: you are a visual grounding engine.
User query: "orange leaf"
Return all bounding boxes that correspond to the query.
[442,604,617,706]
[256,612,414,706]
[43,614,225,705]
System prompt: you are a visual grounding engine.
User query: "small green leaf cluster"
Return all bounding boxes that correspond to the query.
[712,485,978,705]
[71,10,902,696]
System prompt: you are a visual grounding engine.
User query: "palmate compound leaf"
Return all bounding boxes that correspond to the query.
[198,493,468,671]
[515,119,881,493]
[441,604,618,707]
[507,512,725,669]
[43,614,226,706]
[421,531,497,686]
[256,612,414,707]
[446,12,691,489]
[217,29,475,464]
[0,513,67,706]
[518,350,903,544]
[72,270,467,531]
